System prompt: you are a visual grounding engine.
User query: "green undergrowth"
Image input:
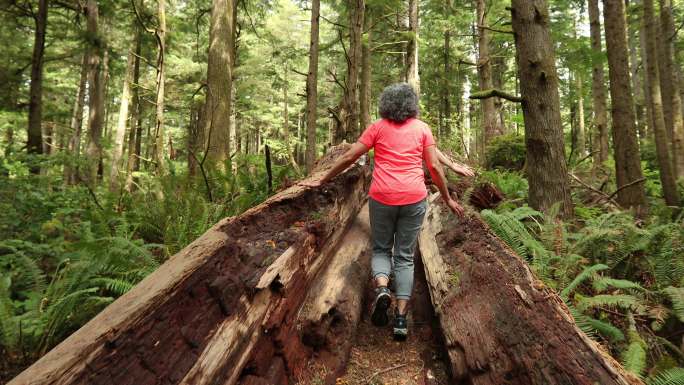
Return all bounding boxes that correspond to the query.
[480,169,684,382]
[0,154,298,374]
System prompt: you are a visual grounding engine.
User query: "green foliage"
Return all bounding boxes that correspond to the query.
[647,368,684,385]
[622,330,648,378]
[484,134,526,171]
[478,170,528,202]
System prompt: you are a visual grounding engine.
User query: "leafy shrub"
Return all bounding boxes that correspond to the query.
[485,133,526,171]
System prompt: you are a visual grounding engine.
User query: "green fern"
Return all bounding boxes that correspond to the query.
[646,368,684,385]
[663,287,684,322]
[622,337,647,378]
[592,277,646,293]
[576,294,646,313]
[561,264,609,300]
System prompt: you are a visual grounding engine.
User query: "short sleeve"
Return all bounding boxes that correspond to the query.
[358,122,378,149]
[422,124,436,148]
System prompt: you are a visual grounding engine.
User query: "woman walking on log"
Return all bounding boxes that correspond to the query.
[301,83,467,340]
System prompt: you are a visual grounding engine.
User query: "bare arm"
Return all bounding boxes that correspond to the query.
[300,142,369,187]
[425,145,465,217]
[436,148,475,177]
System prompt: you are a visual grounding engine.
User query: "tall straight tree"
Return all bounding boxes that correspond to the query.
[64,53,88,185]
[153,0,167,173]
[602,0,647,212]
[109,45,136,191]
[360,7,372,131]
[658,0,684,178]
[642,0,679,206]
[335,0,364,144]
[125,27,142,192]
[305,0,320,172]
[588,0,609,168]
[406,0,419,95]
[27,0,47,164]
[477,0,504,145]
[510,0,573,217]
[205,0,234,168]
[84,0,107,184]
[441,0,453,137]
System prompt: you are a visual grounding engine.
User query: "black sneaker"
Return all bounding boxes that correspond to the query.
[370,286,392,326]
[393,311,408,341]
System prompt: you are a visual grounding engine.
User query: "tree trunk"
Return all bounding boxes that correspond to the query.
[418,196,642,385]
[125,28,143,192]
[510,0,573,218]
[478,0,504,145]
[152,0,167,174]
[305,0,320,172]
[642,0,680,206]
[27,0,47,164]
[658,0,684,178]
[406,0,419,95]
[282,71,300,173]
[335,0,364,144]
[205,0,234,170]
[64,53,89,185]
[588,0,609,169]
[441,0,452,137]
[110,47,136,191]
[84,0,106,185]
[575,73,586,158]
[360,8,372,130]
[627,1,647,139]
[8,145,370,385]
[603,0,648,213]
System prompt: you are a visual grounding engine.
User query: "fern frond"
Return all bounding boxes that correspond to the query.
[646,368,684,385]
[561,264,609,300]
[577,294,646,313]
[621,338,647,378]
[592,277,646,293]
[663,287,684,322]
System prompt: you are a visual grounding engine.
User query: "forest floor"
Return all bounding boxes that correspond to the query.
[335,254,450,385]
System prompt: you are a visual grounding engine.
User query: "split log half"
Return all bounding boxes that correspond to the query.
[10,145,370,385]
[418,193,643,385]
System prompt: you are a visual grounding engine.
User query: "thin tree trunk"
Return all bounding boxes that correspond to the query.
[360,8,372,131]
[603,0,648,213]
[305,0,320,172]
[282,70,300,172]
[642,0,680,206]
[27,0,47,164]
[510,0,573,218]
[406,0,419,95]
[588,0,609,168]
[152,0,167,174]
[628,1,647,139]
[110,47,136,191]
[477,0,504,145]
[84,0,106,185]
[205,0,234,170]
[658,0,684,178]
[441,1,452,137]
[575,73,586,158]
[64,53,88,185]
[125,28,142,192]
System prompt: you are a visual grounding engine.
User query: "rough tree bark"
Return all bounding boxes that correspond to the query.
[152,0,167,174]
[642,0,680,207]
[305,0,320,172]
[441,0,452,137]
[406,0,419,95]
[603,0,648,213]
[627,0,647,139]
[588,0,609,168]
[510,0,573,218]
[64,53,88,185]
[84,0,107,184]
[27,0,47,163]
[334,0,364,144]
[360,8,372,130]
[109,46,135,191]
[205,0,234,169]
[418,195,643,385]
[477,0,504,145]
[658,0,684,178]
[125,28,142,192]
[8,145,370,385]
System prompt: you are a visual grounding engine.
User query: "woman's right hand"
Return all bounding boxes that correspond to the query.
[446,198,465,218]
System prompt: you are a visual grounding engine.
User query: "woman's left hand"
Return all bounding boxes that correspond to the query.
[454,164,475,177]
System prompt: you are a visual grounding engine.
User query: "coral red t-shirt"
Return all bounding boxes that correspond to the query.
[358,118,436,206]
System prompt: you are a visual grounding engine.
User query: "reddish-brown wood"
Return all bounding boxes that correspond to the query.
[9,145,369,385]
[418,194,642,385]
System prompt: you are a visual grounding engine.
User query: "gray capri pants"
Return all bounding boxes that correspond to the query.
[369,197,428,300]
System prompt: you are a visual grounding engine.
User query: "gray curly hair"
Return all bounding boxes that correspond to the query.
[378,83,419,123]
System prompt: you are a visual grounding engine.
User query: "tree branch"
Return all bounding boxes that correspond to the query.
[470,88,522,103]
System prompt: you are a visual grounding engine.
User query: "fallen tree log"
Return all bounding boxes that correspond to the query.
[418,193,643,385]
[9,145,370,385]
